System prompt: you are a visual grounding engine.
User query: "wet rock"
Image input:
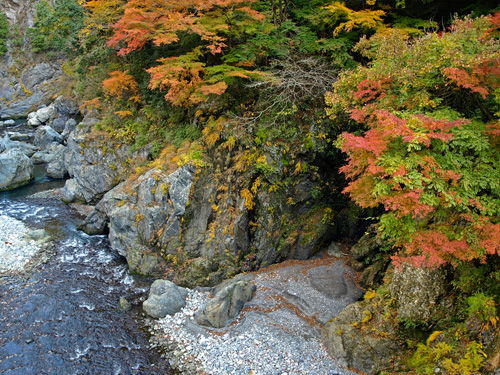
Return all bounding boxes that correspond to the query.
[34,125,63,150]
[119,297,132,312]
[6,132,31,142]
[390,263,446,325]
[196,276,256,328]
[25,229,52,243]
[143,280,188,319]
[327,242,343,257]
[0,149,34,191]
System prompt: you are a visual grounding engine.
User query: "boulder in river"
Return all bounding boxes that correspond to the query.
[43,143,68,179]
[143,280,188,319]
[1,134,39,157]
[0,148,34,191]
[34,126,64,150]
[196,274,256,328]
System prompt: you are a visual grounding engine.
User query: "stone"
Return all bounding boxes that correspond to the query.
[3,119,15,126]
[327,242,343,257]
[1,134,39,157]
[321,301,399,374]
[35,104,56,123]
[25,229,52,243]
[6,132,31,142]
[62,178,85,203]
[27,116,42,127]
[390,263,445,325]
[81,164,196,274]
[61,118,77,139]
[34,125,64,149]
[0,149,34,191]
[50,115,69,133]
[43,143,68,179]
[143,280,188,319]
[196,277,256,328]
[54,96,80,116]
[64,116,128,204]
[119,297,132,312]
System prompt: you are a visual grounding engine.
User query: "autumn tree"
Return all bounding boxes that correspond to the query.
[107,0,265,107]
[328,14,500,268]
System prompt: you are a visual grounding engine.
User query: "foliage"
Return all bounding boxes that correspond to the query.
[328,14,500,268]
[107,0,265,106]
[29,0,84,53]
[409,339,487,375]
[0,12,9,56]
[467,292,497,322]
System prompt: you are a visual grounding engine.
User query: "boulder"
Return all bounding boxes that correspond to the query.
[61,118,77,139]
[62,178,85,203]
[34,125,64,149]
[1,134,39,157]
[54,96,80,117]
[143,280,188,319]
[321,301,400,374]
[50,115,69,133]
[36,105,56,124]
[43,143,68,179]
[81,164,196,274]
[0,149,34,191]
[196,276,256,328]
[3,119,15,126]
[390,263,445,325]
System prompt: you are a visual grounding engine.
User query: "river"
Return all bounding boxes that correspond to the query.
[0,172,172,374]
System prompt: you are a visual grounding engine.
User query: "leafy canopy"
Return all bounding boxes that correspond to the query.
[328,14,500,268]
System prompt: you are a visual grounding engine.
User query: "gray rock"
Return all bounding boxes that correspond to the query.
[321,302,399,374]
[35,105,56,124]
[0,63,62,119]
[327,242,343,257]
[6,132,31,142]
[25,229,52,243]
[34,125,63,149]
[0,148,34,191]
[43,143,68,179]
[196,277,256,328]
[27,115,42,127]
[390,263,445,325]
[63,116,128,204]
[54,96,80,116]
[82,164,196,274]
[119,297,132,312]
[143,280,188,319]
[3,119,15,126]
[0,135,39,157]
[61,118,77,139]
[50,115,69,133]
[62,178,85,203]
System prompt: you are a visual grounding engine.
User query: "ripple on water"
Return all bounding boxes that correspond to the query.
[0,195,172,375]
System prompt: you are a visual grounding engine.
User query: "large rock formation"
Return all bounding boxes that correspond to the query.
[0,148,33,190]
[63,116,130,204]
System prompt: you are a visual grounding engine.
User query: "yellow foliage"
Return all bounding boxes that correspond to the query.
[241,188,255,210]
[323,2,386,37]
[251,176,261,194]
[364,289,378,300]
[426,331,444,346]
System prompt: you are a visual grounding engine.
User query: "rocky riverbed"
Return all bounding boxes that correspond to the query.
[147,256,363,375]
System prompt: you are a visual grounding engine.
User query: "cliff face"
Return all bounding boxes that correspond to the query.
[0,0,64,119]
[73,126,344,286]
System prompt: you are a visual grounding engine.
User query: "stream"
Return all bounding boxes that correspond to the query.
[0,173,172,374]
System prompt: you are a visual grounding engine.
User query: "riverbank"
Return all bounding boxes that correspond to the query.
[147,256,362,375]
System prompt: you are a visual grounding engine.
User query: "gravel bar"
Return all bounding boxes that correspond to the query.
[0,214,42,272]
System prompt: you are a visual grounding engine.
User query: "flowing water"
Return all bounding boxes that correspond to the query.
[0,176,172,374]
